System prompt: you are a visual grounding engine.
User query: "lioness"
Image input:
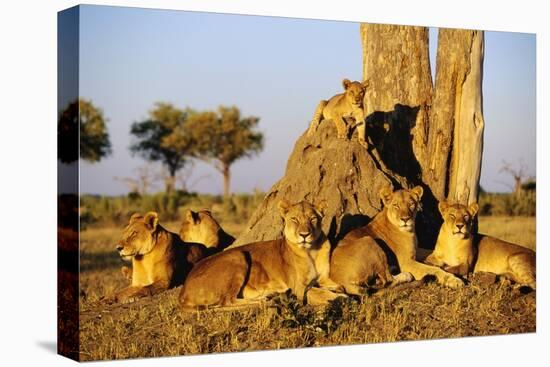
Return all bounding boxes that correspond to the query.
[179,200,345,309]
[105,212,209,304]
[120,209,233,280]
[334,186,464,290]
[426,201,536,289]
[179,209,235,250]
[307,78,370,146]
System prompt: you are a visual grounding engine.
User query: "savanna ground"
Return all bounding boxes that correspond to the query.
[78,214,536,361]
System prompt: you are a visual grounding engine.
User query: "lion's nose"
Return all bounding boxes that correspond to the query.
[299,232,310,239]
[456,223,464,230]
[116,244,123,252]
[401,217,411,224]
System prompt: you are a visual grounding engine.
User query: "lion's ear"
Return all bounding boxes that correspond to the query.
[278,199,291,217]
[129,213,142,224]
[411,186,424,201]
[468,202,479,218]
[379,186,394,206]
[362,79,370,89]
[185,209,199,224]
[144,211,159,232]
[200,209,212,216]
[438,200,449,214]
[342,78,352,90]
[314,200,327,217]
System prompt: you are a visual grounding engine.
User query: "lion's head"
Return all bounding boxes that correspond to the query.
[179,209,224,248]
[438,201,479,239]
[278,199,326,249]
[343,78,369,107]
[380,186,423,232]
[116,212,159,261]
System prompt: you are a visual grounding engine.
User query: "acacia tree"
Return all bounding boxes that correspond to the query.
[234,24,485,248]
[188,106,263,197]
[130,103,195,194]
[58,98,112,163]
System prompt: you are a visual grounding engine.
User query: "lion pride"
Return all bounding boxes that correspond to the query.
[332,186,464,292]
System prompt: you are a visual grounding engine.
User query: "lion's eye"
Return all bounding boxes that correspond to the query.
[291,218,298,223]
[464,215,470,221]
[310,216,318,222]
[393,204,399,209]
[449,214,456,220]
[409,202,415,209]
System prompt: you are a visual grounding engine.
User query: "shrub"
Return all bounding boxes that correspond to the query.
[478,190,535,216]
[80,191,265,227]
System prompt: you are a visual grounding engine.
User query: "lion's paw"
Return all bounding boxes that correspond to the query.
[445,275,465,289]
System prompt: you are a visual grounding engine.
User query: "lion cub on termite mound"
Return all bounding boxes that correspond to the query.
[425,201,536,289]
[307,78,370,146]
[332,186,464,292]
[179,209,235,251]
[105,212,209,304]
[179,200,345,310]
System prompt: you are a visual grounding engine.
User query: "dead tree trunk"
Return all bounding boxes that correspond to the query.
[425,29,485,205]
[233,24,485,249]
[443,30,485,205]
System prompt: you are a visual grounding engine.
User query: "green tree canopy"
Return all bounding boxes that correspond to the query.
[188,105,263,196]
[130,102,195,193]
[58,98,112,163]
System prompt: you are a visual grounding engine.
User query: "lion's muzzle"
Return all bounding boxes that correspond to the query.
[399,217,414,232]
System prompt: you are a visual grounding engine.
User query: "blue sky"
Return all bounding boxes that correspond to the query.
[76,5,536,195]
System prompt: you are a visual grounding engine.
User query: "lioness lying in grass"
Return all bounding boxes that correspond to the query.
[104,212,209,304]
[331,187,464,293]
[426,201,536,289]
[179,200,346,310]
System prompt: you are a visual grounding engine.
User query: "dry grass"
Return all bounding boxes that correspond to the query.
[478,216,536,250]
[78,216,536,361]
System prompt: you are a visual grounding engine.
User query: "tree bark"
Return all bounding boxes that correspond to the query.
[165,167,176,195]
[361,23,433,174]
[222,164,231,198]
[425,29,485,205]
[360,23,440,247]
[444,30,485,205]
[234,24,485,249]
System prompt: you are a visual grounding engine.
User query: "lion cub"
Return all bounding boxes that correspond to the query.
[105,212,209,304]
[426,201,536,289]
[179,200,345,310]
[307,78,370,146]
[179,209,235,251]
[333,186,464,291]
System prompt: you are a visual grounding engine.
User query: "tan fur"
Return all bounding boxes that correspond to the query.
[179,209,235,250]
[424,202,478,276]
[331,235,396,296]
[104,212,209,304]
[121,209,232,282]
[307,78,370,146]
[179,200,345,310]
[333,187,464,291]
[427,202,536,289]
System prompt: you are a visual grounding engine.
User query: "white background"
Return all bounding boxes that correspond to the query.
[0,0,547,366]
